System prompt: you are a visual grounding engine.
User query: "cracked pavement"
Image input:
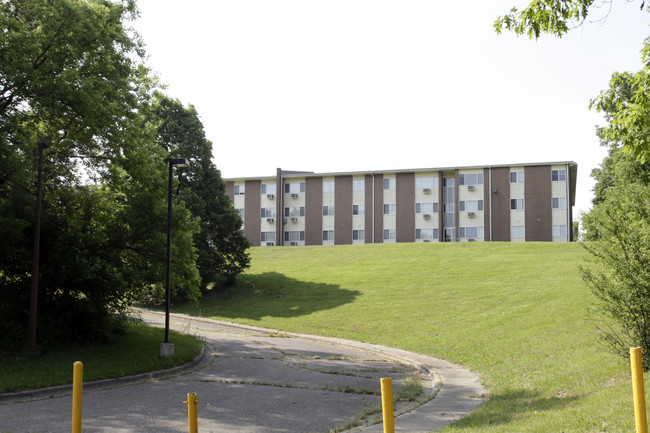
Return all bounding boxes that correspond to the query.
[0,310,485,432]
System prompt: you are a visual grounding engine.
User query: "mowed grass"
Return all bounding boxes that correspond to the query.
[0,323,202,393]
[176,242,639,432]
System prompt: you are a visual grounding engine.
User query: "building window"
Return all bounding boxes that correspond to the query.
[260,232,276,243]
[459,200,484,212]
[510,172,524,183]
[261,183,276,195]
[234,185,245,195]
[383,178,395,190]
[511,225,525,238]
[383,203,396,215]
[415,176,438,189]
[383,229,396,240]
[459,226,484,239]
[285,182,306,194]
[415,228,438,241]
[284,231,305,242]
[284,207,305,217]
[353,179,365,191]
[323,180,334,193]
[415,202,439,214]
[322,230,334,241]
[510,198,525,210]
[459,173,484,186]
[236,208,244,219]
[552,169,566,182]
[552,197,567,209]
[260,208,276,218]
[322,205,335,216]
[553,225,568,237]
[353,230,365,241]
[353,204,365,215]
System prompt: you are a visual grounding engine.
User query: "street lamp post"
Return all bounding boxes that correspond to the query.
[27,136,51,355]
[161,158,190,357]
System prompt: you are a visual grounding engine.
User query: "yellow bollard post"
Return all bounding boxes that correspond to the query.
[631,347,648,433]
[183,392,198,433]
[380,378,395,433]
[71,361,83,433]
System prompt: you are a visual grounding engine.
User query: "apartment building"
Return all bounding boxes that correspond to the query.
[225,162,577,246]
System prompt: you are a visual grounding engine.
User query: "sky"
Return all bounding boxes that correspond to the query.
[133,0,650,219]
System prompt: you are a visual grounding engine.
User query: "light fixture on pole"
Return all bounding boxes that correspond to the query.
[161,157,190,357]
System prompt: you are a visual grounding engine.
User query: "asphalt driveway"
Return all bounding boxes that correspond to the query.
[0,310,485,432]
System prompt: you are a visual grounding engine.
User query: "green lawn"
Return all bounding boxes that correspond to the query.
[0,323,202,394]
[176,242,638,432]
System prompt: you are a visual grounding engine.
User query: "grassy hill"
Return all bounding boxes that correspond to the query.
[177,242,636,432]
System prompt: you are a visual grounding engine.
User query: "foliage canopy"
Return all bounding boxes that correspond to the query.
[0,0,248,351]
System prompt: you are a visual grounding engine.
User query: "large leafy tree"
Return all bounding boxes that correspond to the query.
[0,0,202,350]
[152,95,250,291]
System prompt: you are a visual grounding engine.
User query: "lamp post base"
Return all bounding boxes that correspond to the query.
[160,342,175,357]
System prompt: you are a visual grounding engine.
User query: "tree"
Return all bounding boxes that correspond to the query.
[0,0,203,350]
[580,181,650,366]
[495,0,648,38]
[152,95,250,291]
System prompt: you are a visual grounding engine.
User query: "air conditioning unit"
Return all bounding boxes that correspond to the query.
[423,239,431,243]
[290,241,298,246]
[468,212,476,218]
[467,185,475,191]
[468,238,476,242]
[423,214,431,220]
[267,194,275,200]
[291,193,299,198]
[423,188,431,194]
[290,217,298,223]
[266,242,275,246]
[282,218,288,224]
[266,217,274,223]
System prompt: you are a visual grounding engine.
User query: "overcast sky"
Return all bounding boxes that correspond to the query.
[133,0,650,218]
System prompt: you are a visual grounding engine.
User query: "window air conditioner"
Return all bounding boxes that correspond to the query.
[468,238,476,242]
[291,193,299,198]
[291,217,298,223]
[468,212,476,218]
[290,241,298,246]
[267,194,275,199]
[423,214,431,220]
[266,217,274,223]
[467,185,475,191]
[423,239,431,242]
[423,188,431,194]
[282,218,288,224]
[266,242,275,246]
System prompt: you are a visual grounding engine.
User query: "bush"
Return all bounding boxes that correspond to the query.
[581,181,650,367]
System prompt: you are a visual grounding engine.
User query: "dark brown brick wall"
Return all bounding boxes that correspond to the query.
[335,176,352,245]
[225,181,234,202]
[525,165,552,241]
[396,172,415,243]
[244,180,261,246]
[490,167,511,241]
[305,177,323,245]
